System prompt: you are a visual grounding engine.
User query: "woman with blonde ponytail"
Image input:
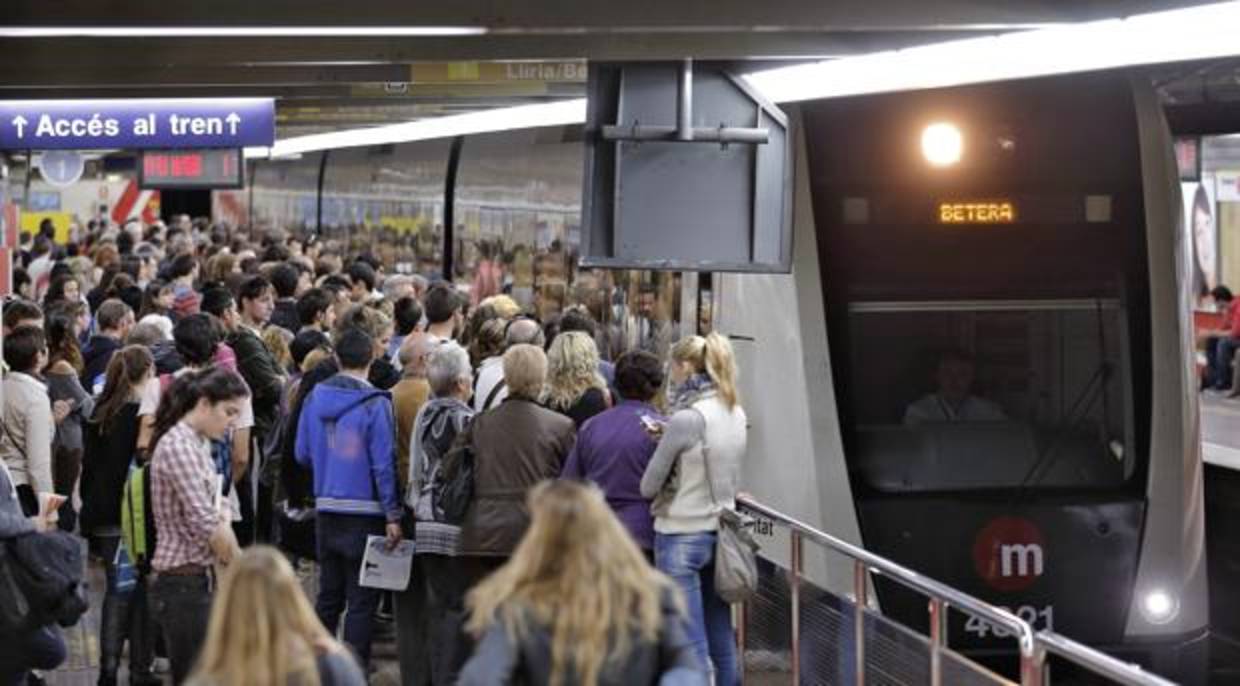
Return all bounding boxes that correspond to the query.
[459,480,703,685]
[187,546,365,686]
[640,332,748,686]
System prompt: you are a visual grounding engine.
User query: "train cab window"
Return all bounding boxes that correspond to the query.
[843,300,1135,493]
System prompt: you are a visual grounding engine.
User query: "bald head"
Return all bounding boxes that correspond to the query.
[399,331,436,378]
[505,318,544,349]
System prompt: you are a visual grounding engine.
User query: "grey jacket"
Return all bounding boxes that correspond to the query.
[0,460,36,538]
[458,596,705,686]
[0,372,55,495]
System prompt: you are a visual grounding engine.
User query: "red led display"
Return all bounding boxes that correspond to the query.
[139,149,243,189]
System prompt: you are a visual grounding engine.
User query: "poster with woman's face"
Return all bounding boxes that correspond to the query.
[1183,174,1218,299]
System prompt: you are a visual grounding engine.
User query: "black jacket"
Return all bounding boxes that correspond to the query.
[227,327,285,439]
[458,596,704,686]
[79,403,141,532]
[80,335,123,392]
[270,299,300,334]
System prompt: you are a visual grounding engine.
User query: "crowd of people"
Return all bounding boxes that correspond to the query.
[0,216,749,686]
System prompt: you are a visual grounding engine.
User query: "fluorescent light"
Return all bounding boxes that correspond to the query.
[269,99,587,156]
[241,2,1240,157]
[745,1,1240,103]
[2,26,486,38]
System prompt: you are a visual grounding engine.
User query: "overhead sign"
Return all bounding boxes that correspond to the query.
[1217,171,1240,202]
[140,149,244,190]
[0,99,274,150]
[410,60,586,83]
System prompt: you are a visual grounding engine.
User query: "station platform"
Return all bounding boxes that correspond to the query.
[45,560,404,686]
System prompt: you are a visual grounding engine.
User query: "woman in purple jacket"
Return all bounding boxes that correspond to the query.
[560,350,665,555]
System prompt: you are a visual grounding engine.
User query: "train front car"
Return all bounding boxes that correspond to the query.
[803,72,1206,681]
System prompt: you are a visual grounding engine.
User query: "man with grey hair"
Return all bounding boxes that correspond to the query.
[409,274,430,301]
[382,274,415,304]
[393,333,436,485]
[454,342,574,637]
[472,317,545,413]
[400,340,476,685]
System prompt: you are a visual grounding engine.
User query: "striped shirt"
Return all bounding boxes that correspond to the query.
[151,421,221,572]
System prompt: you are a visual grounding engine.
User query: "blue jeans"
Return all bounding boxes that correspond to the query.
[90,535,155,680]
[316,513,385,669]
[655,531,738,686]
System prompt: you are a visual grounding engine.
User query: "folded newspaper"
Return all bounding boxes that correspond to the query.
[358,535,416,591]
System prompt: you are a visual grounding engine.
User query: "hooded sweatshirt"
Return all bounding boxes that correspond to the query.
[80,334,123,392]
[295,373,402,522]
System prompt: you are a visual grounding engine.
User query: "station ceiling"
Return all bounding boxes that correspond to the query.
[2,0,1237,138]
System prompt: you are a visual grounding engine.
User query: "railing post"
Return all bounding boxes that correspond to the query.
[738,601,748,685]
[1020,641,1046,686]
[854,559,866,686]
[928,599,947,686]
[790,531,802,686]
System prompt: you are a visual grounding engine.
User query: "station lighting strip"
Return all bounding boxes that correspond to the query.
[1,27,487,37]
[235,0,1240,158]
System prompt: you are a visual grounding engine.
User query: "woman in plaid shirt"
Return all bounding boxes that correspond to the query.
[146,367,250,685]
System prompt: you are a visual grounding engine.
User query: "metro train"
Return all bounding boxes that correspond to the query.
[244,69,1207,682]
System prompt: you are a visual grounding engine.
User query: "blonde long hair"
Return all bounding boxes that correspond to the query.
[466,480,681,686]
[188,546,339,686]
[544,331,607,411]
[671,331,741,409]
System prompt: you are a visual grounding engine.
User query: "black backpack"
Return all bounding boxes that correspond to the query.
[434,422,477,525]
[0,530,89,634]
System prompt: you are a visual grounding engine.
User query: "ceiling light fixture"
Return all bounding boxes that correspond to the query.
[1,26,487,38]
[264,99,587,157]
[244,2,1240,156]
[743,1,1240,103]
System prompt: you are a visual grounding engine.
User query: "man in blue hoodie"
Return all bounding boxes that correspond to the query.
[295,327,402,670]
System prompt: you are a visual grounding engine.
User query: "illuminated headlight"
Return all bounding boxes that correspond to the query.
[1141,589,1179,624]
[921,122,963,167]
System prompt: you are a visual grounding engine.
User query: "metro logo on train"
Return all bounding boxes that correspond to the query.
[971,516,1046,592]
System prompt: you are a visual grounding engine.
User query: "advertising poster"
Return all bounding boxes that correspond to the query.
[1184,174,1218,300]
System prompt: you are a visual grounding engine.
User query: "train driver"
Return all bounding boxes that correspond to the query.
[903,351,1007,425]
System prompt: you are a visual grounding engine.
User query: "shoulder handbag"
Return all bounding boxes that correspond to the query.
[697,409,759,604]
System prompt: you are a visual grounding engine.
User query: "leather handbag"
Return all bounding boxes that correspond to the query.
[698,413,759,604]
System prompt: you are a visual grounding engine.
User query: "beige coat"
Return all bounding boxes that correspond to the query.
[1,372,55,496]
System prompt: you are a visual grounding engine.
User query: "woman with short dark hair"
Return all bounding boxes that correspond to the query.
[560,350,666,556]
[43,306,95,532]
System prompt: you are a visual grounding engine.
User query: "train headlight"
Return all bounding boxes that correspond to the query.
[921,122,963,167]
[1141,589,1179,624]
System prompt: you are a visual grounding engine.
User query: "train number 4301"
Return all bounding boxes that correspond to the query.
[964,605,1054,638]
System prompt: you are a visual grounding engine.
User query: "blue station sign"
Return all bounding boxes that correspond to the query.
[0,98,275,150]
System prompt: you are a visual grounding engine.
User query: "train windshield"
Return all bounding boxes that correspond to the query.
[844,299,1136,493]
[803,77,1152,495]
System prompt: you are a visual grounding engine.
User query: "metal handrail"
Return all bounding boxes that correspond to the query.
[1036,631,1176,686]
[737,496,1038,655]
[735,495,1176,686]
